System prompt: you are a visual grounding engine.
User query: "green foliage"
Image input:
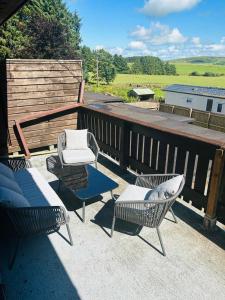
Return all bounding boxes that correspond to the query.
[128,56,176,75]
[113,54,129,73]
[189,70,223,77]
[81,48,117,84]
[0,0,81,59]
[189,71,200,76]
[94,49,116,84]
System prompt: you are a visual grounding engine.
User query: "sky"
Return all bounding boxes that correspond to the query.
[66,0,225,60]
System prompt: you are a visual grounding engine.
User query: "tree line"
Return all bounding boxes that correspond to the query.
[127,56,176,75]
[0,0,176,84]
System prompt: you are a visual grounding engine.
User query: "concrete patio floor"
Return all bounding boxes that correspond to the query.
[1,153,225,300]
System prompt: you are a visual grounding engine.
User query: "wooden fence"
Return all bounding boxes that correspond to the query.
[0,59,82,155]
[159,103,225,132]
[78,105,225,227]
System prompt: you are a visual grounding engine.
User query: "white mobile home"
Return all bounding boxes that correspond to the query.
[164,84,225,114]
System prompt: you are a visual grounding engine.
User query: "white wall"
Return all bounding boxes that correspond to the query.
[165,91,225,114]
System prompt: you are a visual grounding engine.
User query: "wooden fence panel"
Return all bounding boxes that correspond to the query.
[159,103,225,132]
[0,59,82,154]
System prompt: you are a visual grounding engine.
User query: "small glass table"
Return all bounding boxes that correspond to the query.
[47,156,118,222]
[71,165,118,222]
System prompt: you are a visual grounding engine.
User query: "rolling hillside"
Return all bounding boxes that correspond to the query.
[169,56,225,65]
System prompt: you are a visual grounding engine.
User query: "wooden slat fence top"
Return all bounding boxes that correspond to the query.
[6,59,82,64]
[84,102,225,148]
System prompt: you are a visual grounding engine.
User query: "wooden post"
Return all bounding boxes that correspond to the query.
[119,122,130,170]
[78,80,85,104]
[14,103,83,159]
[203,148,225,230]
[15,121,31,158]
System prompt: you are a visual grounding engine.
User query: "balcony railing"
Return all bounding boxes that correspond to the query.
[78,103,225,229]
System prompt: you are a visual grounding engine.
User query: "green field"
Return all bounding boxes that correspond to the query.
[88,70,225,102]
[174,63,225,75]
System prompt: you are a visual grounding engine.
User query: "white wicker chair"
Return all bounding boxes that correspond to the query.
[111,174,185,256]
[57,131,99,168]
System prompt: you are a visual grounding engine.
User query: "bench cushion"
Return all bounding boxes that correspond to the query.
[116,185,151,202]
[14,168,65,208]
[0,162,15,180]
[0,186,30,208]
[62,148,95,164]
[0,173,23,194]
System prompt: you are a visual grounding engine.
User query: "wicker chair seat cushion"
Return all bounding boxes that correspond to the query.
[65,129,88,150]
[0,173,23,194]
[0,162,15,179]
[116,184,151,202]
[0,186,30,208]
[62,149,95,164]
[147,175,184,201]
[14,168,65,208]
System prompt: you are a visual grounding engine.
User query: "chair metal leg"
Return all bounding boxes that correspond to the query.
[156,227,166,256]
[170,207,178,223]
[58,179,61,193]
[111,215,116,237]
[95,161,98,169]
[66,223,73,246]
[82,201,86,223]
[110,190,114,200]
[9,237,20,270]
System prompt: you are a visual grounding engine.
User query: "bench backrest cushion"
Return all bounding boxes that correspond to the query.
[0,186,30,208]
[0,174,23,194]
[65,129,88,150]
[0,162,15,180]
[14,168,65,208]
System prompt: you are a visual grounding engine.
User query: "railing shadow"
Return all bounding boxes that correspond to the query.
[172,201,225,251]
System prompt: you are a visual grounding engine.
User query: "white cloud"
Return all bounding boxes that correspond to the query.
[128,41,147,50]
[131,22,187,45]
[220,37,225,44]
[108,47,124,55]
[192,36,201,45]
[95,45,105,50]
[140,0,201,16]
[206,44,225,51]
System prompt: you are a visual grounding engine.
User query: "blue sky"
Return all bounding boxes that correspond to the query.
[66,0,225,59]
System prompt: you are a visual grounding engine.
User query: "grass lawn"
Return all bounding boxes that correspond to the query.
[174,63,225,75]
[87,72,225,102]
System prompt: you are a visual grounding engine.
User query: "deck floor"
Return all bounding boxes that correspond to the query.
[1,153,225,300]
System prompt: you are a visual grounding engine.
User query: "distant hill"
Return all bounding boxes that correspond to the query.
[169,56,225,65]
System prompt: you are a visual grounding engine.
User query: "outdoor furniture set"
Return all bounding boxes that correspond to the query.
[0,129,185,268]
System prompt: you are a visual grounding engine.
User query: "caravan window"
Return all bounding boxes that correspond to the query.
[217,103,222,113]
[206,99,213,112]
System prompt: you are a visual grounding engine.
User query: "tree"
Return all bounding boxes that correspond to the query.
[131,59,142,74]
[22,14,78,59]
[93,49,116,84]
[80,46,95,81]
[113,54,129,73]
[0,0,81,59]
[164,62,176,75]
[128,56,176,75]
